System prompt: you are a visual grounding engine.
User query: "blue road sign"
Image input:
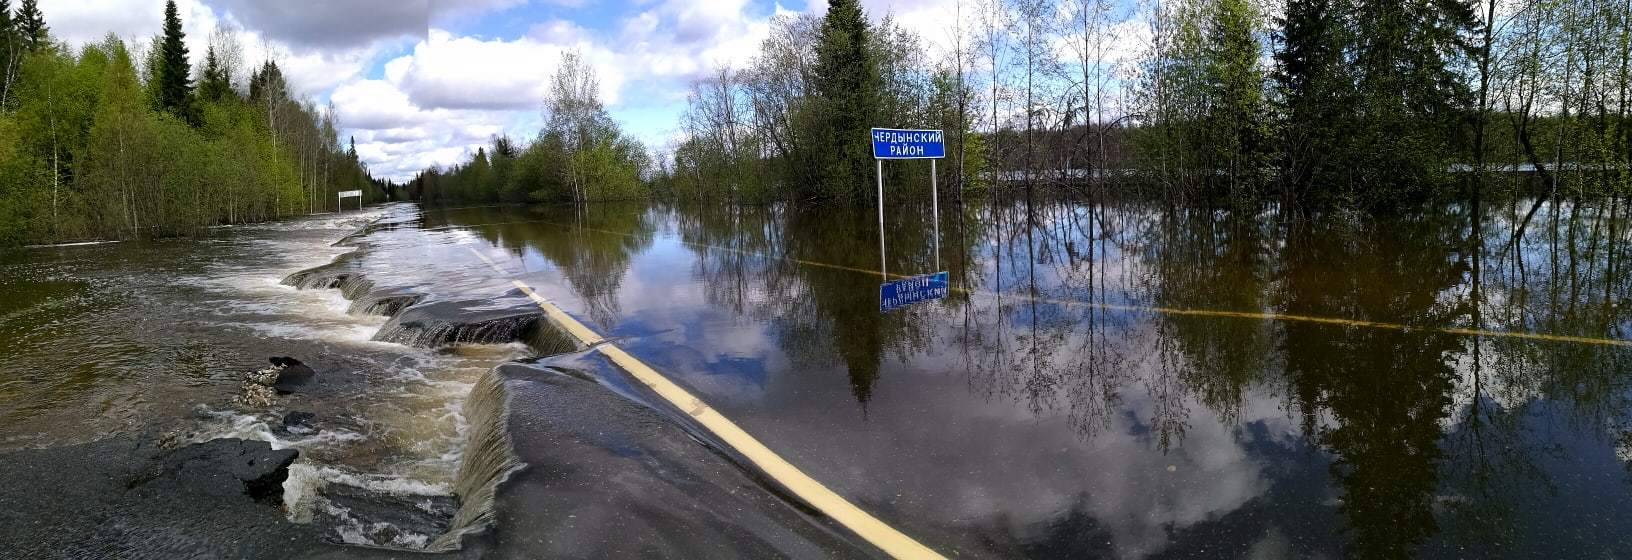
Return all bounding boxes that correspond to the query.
[879,271,949,312]
[871,128,946,159]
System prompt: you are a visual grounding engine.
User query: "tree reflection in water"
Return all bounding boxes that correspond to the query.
[430,192,1632,556]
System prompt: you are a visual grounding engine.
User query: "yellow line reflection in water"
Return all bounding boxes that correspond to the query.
[467,246,946,560]
[498,219,1632,348]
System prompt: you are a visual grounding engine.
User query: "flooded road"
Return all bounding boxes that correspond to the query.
[3,196,1632,558]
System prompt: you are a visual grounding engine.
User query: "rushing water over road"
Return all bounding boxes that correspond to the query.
[3,197,1632,558]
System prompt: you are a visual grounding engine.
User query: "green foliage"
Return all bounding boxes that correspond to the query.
[1345,0,1476,201]
[0,7,380,247]
[929,66,988,191]
[808,0,879,199]
[0,112,48,244]
[657,12,970,205]
[1131,0,1485,207]
[1201,0,1268,198]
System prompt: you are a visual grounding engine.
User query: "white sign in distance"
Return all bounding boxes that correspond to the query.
[338,190,363,198]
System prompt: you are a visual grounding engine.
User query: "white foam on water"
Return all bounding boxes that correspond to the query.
[219,320,395,347]
[325,502,435,550]
[191,408,368,452]
[283,462,454,526]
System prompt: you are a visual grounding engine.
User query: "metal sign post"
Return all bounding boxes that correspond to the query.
[877,159,886,279]
[337,190,363,212]
[931,158,938,271]
[870,127,948,312]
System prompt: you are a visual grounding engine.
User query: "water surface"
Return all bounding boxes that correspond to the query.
[425,196,1632,558]
[4,195,1631,558]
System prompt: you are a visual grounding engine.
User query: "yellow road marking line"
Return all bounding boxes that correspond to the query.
[508,219,1632,348]
[468,246,946,560]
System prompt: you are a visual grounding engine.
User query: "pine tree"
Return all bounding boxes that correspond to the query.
[15,0,43,51]
[809,0,880,199]
[155,0,192,119]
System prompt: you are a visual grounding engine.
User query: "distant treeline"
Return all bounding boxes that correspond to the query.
[405,51,649,206]
[417,0,1632,210]
[0,0,386,247]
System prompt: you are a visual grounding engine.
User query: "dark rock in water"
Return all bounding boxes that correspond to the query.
[241,357,364,408]
[276,410,320,437]
[240,357,320,405]
[269,356,318,393]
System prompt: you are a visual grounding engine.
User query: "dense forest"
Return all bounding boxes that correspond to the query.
[418,0,1630,210]
[0,0,385,247]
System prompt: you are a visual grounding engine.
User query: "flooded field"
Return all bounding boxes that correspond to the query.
[3,195,1631,558]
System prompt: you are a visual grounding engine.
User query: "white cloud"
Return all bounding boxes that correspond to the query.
[388,28,624,112]
[332,79,433,130]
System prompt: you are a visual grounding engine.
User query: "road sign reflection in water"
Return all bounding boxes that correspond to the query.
[879,271,949,312]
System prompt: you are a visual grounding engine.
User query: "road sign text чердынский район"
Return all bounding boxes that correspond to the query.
[871,128,946,159]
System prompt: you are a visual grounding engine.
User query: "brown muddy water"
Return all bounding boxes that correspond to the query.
[2,196,1631,558]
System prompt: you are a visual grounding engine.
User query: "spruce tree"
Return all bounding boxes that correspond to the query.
[0,0,13,40]
[809,0,879,200]
[197,45,232,103]
[249,60,285,103]
[1273,0,1352,199]
[155,0,192,119]
[1348,0,1477,198]
[15,0,44,51]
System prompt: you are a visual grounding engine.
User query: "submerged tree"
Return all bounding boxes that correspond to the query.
[1273,0,1351,203]
[809,0,880,199]
[1200,0,1268,200]
[1347,0,1477,201]
[540,50,645,203]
